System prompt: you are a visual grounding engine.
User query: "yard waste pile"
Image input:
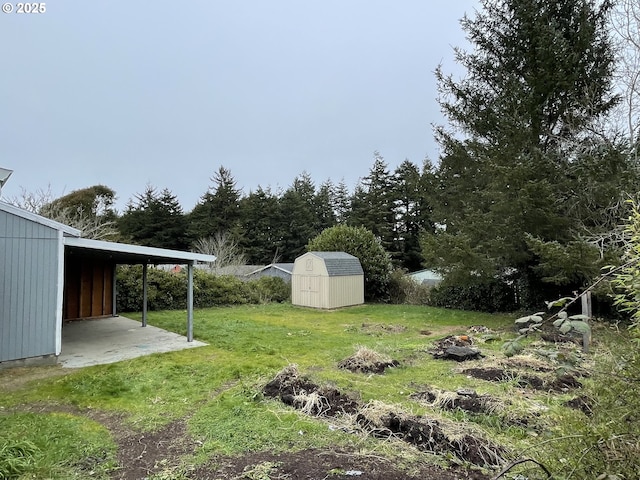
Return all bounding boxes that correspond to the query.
[263,364,507,467]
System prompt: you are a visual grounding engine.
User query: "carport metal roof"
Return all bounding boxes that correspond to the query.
[64,237,216,265]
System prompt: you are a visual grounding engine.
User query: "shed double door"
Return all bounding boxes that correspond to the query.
[299,275,321,307]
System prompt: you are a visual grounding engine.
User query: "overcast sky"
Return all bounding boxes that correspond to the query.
[1,1,477,212]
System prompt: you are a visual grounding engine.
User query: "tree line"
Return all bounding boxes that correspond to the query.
[12,0,640,311]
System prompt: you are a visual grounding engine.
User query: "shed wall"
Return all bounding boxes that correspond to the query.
[327,275,364,308]
[0,210,60,362]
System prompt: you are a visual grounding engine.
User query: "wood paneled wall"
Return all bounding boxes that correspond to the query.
[64,256,114,319]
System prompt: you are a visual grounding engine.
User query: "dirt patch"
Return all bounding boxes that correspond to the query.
[192,448,490,479]
[0,365,71,392]
[361,323,408,334]
[461,367,581,392]
[356,402,506,468]
[563,395,593,416]
[263,365,359,416]
[264,367,507,469]
[110,419,200,480]
[337,347,400,374]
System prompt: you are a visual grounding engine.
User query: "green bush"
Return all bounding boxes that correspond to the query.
[387,269,431,305]
[428,278,516,312]
[116,265,187,312]
[194,272,252,306]
[247,276,291,303]
[116,266,291,312]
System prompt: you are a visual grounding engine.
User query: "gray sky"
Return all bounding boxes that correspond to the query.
[1,1,477,212]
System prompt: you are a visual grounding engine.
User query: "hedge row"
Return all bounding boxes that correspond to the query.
[115,266,290,312]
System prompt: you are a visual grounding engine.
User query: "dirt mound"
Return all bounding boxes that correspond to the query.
[263,365,359,416]
[264,367,507,468]
[412,388,499,415]
[337,346,400,374]
[462,367,581,392]
[356,402,506,467]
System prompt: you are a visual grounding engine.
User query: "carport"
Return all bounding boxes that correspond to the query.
[1,201,216,368]
[63,237,216,342]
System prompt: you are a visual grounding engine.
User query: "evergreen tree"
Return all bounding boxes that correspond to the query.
[238,186,281,263]
[392,160,434,271]
[424,0,620,306]
[277,174,318,261]
[188,166,241,241]
[348,152,395,252]
[333,179,352,224]
[314,179,338,232]
[119,186,190,250]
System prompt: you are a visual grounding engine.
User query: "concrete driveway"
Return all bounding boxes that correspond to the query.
[59,316,207,368]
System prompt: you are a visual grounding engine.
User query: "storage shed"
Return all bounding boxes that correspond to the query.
[291,251,364,309]
[0,201,216,368]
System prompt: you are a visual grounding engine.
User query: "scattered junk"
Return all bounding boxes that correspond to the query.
[430,335,483,361]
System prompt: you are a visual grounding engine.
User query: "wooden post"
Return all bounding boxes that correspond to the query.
[580,291,592,353]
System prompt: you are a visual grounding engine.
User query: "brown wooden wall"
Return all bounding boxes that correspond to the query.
[64,256,114,320]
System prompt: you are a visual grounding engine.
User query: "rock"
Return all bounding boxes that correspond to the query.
[440,346,482,362]
[456,388,478,397]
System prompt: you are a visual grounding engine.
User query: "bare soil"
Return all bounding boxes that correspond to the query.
[191,448,490,479]
[462,367,582,392]
[263,367,506,469]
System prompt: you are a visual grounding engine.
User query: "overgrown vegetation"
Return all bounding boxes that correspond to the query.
[115,266,291,312]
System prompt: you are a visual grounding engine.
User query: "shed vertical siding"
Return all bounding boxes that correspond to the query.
[0,210,60,362]
[327,275,364,308]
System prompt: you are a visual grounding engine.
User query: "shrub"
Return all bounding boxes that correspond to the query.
[387,269,431,305]
[428,278,516,312]
[247,276,291,303]
[116,266,291,312]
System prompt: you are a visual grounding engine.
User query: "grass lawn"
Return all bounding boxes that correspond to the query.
[0,303,637,479]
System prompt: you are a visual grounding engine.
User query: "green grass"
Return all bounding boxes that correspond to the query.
[0,412,116,479]
[1,303,636,479]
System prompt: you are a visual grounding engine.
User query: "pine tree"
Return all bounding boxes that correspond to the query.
[119,186,190,250]
[188,166,242,241]
[424,0,620,306]
[348,152,395,252]
[238,186,280,264]
[392,160,434,271]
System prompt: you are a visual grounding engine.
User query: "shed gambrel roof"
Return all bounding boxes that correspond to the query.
[309,251,364,276]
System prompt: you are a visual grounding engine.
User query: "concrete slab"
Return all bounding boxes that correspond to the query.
[59,316,207,368]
